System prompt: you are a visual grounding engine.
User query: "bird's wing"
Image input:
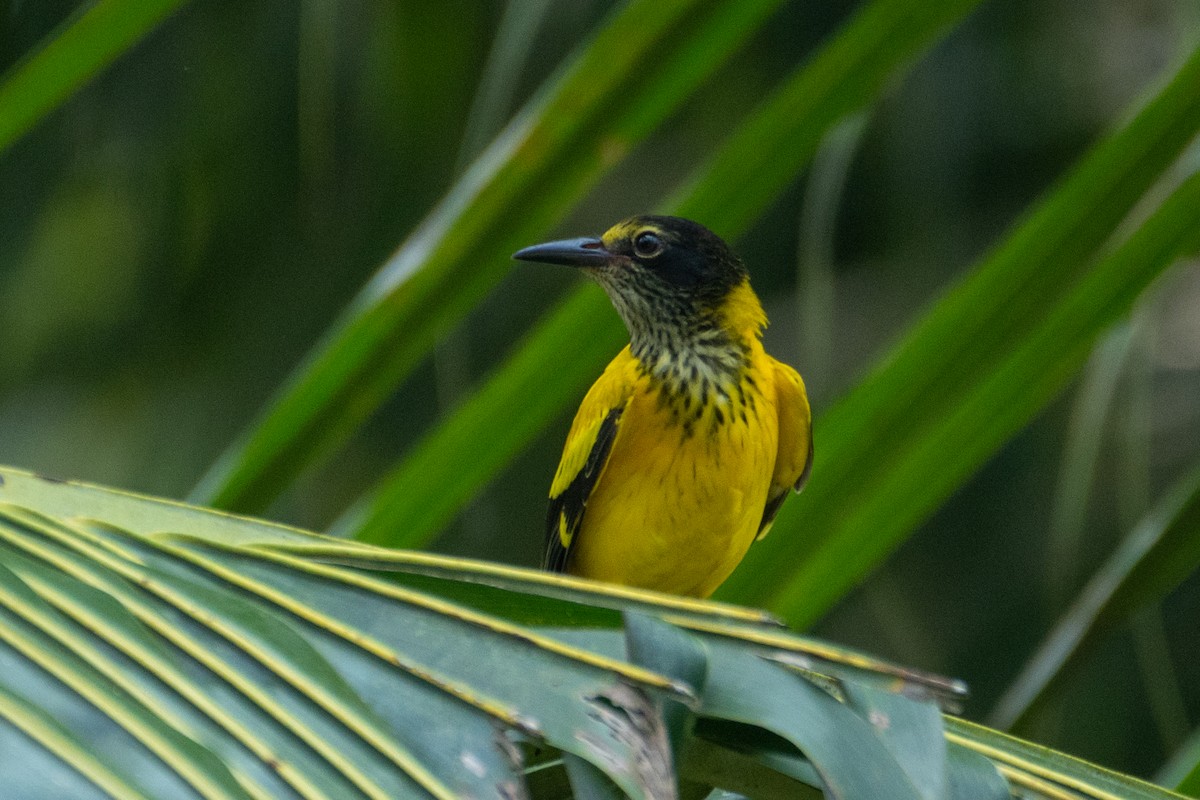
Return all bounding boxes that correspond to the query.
[544,352,634,572]
[757,358,813,540]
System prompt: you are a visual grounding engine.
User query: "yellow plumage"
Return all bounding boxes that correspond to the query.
[515,216,812,598]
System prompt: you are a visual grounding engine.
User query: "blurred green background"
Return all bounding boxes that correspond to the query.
[3,0,1200,787]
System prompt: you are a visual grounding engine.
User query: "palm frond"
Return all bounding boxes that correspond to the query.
[0,466,1185,799]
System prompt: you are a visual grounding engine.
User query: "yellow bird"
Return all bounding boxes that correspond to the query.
[514,216,812,598]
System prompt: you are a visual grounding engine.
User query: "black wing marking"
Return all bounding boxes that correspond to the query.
[757,436,813,537]
[757,491,789,539]
[794,435,814,493]
[543,404,625,573]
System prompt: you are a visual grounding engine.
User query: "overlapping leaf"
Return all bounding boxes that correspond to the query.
[0,466,1189,799]
[0,0,188,155]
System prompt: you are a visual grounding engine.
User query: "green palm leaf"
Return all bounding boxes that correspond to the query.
[0,0,187,155]
[0,465,1189,799]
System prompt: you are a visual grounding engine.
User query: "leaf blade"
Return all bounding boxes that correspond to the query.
[0,0,187,155]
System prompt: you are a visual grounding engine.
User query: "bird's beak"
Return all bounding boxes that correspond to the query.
[512,237,610,268]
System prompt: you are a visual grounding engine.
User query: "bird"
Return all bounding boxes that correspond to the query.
[513,215,812,598]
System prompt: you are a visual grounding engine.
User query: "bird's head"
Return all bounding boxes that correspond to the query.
[514,216,762,346]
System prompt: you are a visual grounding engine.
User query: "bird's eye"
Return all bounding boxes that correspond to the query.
[633,231,664,258]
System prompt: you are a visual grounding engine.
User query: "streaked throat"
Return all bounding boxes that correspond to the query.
[629,317,758,441]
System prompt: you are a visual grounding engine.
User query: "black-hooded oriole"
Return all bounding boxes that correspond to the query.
[514,216,812,598]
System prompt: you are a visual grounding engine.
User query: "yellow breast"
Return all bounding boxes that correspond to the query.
[567,345,780,597]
